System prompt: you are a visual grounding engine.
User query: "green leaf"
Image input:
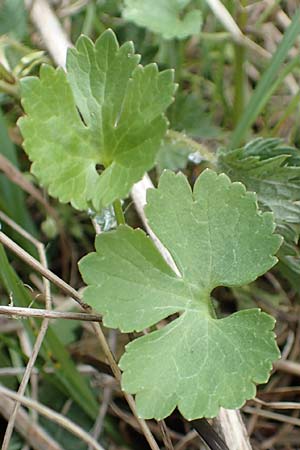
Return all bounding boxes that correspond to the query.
[218,138,300,282]
[218,139,300,227]
[79,169,281,420]
[122,0,202,40]
[168,93,219,139]
[156,139,192,172]
[18,30,175,211]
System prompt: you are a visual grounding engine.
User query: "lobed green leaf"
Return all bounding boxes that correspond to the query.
[79,169,282,420]
[218,138,300,284]
[19,29,176,211]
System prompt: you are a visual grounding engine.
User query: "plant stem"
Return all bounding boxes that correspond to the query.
[233,43,245,126]
[0,231,86,308]
[113,199,126,225]
[82,1,96,36]
[0,80,19,98]
[0,305,102,322]
[0,386,105,450]
[232,0,247,127]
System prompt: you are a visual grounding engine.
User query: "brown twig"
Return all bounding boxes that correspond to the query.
[243,406,300,427]
[0,155,72,278]
[0,392,62,450]
[0,154,57,221]
[158,421,175,450]
[0,305,101,322]
[0,231,87,308]
[253,397,300,410]
[0,385,105,450]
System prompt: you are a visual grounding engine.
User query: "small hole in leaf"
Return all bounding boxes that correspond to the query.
[96,164,104,173]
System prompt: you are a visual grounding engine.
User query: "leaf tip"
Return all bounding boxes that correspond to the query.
[96,27,119,49]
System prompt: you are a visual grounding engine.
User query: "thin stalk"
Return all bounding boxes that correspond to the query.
[233,43,245,126]
[0,62,15,83]
[233,0,247,127]
[175,39,185,83]
[2,236,52,450]
[113,199,126,225]
[0,80,19,98]
[82,1,96,36]
[199,32,231,41]
[0,305,101,322]
[91,323,160,450]
[0,231,86,308]
[0,386,105,450]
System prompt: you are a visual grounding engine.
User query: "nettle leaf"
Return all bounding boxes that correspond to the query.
[79,169,282,420]
[18,30,175,211]
[123,0,202,40]
[218,138,300,229]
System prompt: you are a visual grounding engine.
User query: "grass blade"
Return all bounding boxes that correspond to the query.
[230,9,300,149]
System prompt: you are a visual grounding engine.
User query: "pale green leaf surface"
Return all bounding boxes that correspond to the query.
[123,0,202,40]
[79,169,281,420]
[19,30,175,211]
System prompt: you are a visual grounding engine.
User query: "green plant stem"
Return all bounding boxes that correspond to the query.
[0,80,19,98]
[82,1,96,36]
[233,44,245,126]
[199,31,231,41]
[176,39,185,83]
[0,62,15,83]
[113,199,126,225]
[232,0,247,127]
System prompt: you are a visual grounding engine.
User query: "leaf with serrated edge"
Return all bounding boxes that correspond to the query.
[218,138,300,279]
[79,169,282,420]
[123,0,202,40]
[218,138,300,227]
[18,29,175,211]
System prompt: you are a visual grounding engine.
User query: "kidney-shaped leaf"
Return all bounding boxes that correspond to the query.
[18,30,175,211]
[79,169,282,420]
